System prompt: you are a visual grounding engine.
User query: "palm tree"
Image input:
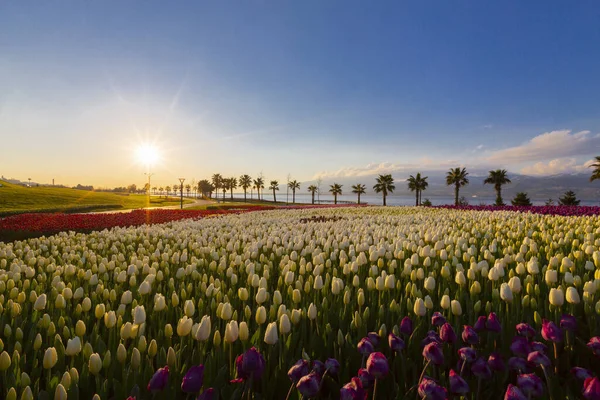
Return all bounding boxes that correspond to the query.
[484,169,511,206]
[212,174,222,198]
[152,186,157,195]
[185,184,191,198]
[159,186,164,197]
[446,167,469,206]
[239,174,252,202]
[308,185,318,205]
[221,178,231,200]
[407,173,427,206]
[352,184,366,205]
[253,177,264,201]
[373,174,395,206]
[269,180,279,202]
[165,186,171,197]
[590,156,600,182]
[329,183,343,204]
[288,180,301,204]
[229,177,237,200]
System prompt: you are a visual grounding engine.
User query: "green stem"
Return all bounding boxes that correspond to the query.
[373,378,378,400]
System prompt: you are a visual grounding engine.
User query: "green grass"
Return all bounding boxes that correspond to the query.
[0,180,192,215]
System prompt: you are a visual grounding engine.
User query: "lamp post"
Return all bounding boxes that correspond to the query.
[178,178,185,209]
[145,172,154,204]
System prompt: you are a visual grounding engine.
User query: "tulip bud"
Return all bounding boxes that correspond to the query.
[239,322,249,342]
[264,322,278,345]
[0,351,10,371]
[225,321,239,343]
[451,300,462,316]
[117,343,126,364]
[440,295,450,310]
[213,330,222,347]
[6,388,16,400]
[43,347,58,369]
[131,348,141,370]
[88,353,102,375]
[94,304,105,319]
[549,288,564,306]
[165,324,173,338]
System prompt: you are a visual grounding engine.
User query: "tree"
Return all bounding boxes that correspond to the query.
[185,184,191,198]
[373,174,395,206]
[590,156,600,182]
[239,174,252,202]
[422,198,432,206]
[308,185,318,205]
[158,186,164,197]
[484,169,511,206]
[352,184,366,205]
[221,178,229,200]
[288,180,301,204]
[545,198,554,206]
[559,190,580,206]
[511,192,532,206]
[269,180,279,202]
[446,167,469,206]
[407,173,428,206]
[229,177,237,200]
[329,183,343,204]
[212,174,222,198]
[197,180,213,198]
[152,186,157,195]
[253,177,264,201]
[127,184,137,193]
[165,186,171,197]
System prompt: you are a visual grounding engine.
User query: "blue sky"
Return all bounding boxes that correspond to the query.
[1,1,599,187]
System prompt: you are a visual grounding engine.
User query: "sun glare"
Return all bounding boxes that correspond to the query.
[135,143,160,167]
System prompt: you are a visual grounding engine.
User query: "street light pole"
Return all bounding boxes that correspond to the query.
[178,178,185,209]
[145,172,154,204]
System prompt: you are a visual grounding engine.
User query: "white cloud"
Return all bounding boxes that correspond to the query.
[520,158,594,176]
[313,159,462,180]
[486,130,600,164]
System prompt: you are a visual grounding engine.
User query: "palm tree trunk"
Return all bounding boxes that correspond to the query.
[334,194,338,205]
[244,189,247,202]
[312,192,315,204]
[455,184,459,206]
[358,193,361,205]
[415,191,418,206]
[273,189,276,203]
[383,193,386,206]
[293,190,296,204]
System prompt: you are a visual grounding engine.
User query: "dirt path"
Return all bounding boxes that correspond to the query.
[88,198,216,214]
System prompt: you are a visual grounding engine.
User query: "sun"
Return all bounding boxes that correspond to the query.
[135,143,160,167]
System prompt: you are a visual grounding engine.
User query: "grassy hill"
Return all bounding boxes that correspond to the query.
[0,180,190,215]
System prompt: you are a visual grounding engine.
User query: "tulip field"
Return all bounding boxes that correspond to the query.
[3,206,600,400]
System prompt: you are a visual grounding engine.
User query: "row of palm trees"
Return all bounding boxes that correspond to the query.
[156,157,600,206]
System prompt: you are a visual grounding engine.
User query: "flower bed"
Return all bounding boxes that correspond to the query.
[436,204,600,216]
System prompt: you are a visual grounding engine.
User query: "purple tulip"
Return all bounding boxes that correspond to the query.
[510,336,531,357]
[486,312,501,333]
[458,347,477,363]
[367,332,381,347]
[504,384,527,400]
[296,372,321,398]
[517,373,544,397]
[471,357,492,379]
[340,377,367,400]
[474,316,487,332]
[147,366,169,392]
[462,325,479,345]
[423,342,445,365]
[312,360,326,377]
[530,341,548,353]
[231,355,247,383]
[400,317,413,336]
[572,367,594,380]
[440,323,457,344]
[325,358,340,375]
[196,388,216,400]
[508,357,528,373]
[418,376,448,400]
[431,312,446,327]
[366,352,389,378]
[241,347,265,378]
[288,359,310,382]
[560,314,577,332]
[358,368,375,389]
[488,352,505,372]
[181,365,204,393]
[388,333,405,352]
[421,331,442,347]
[358,337,375,355]
[515,323,536,338]
[541,319,563,343]
[449,369,469,394]
[527,351,551,367]
[583,377,600,400]
[588,337,600,356]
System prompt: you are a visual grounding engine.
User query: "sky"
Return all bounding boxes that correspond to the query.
[1,1,600,188]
